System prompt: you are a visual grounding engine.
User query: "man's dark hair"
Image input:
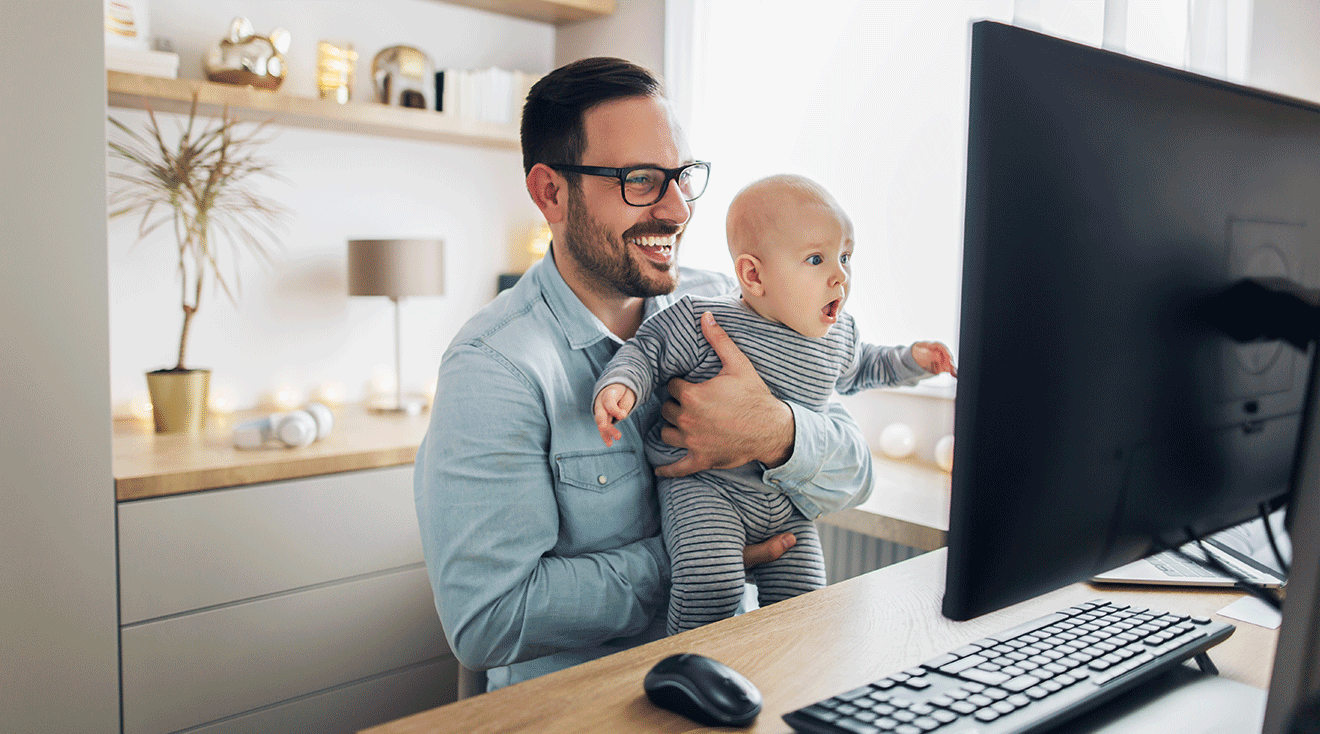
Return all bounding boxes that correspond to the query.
[521,57,665,176]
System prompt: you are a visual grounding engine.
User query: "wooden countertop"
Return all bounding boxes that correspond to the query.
[364,549,1276,734]
[113,407,954,538]
[113,405,431,502]
[820,456,950,551]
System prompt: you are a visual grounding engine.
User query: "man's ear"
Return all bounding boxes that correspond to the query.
[734,254,766,297]
[527,163,568,224]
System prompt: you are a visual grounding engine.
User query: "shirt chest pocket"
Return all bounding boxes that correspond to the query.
[554,448,644,493]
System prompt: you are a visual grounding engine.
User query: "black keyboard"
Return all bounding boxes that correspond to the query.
[783,600,1234,734]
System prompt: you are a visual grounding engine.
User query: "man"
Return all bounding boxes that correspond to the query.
[414,57,875,691]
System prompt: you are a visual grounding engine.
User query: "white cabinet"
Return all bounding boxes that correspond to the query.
[117,465,456,734]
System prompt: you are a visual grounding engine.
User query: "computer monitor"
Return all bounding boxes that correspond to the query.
[943,20,1316,630]
[944,19,1320,731]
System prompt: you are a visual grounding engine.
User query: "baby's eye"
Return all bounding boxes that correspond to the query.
[841,252,852,264]
[806,255,823,265]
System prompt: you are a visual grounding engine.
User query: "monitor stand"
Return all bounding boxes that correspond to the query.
[1046,664,1266,734]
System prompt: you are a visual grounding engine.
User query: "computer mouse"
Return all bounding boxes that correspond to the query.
[643,652,763,728]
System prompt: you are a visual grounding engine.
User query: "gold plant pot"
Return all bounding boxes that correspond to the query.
[146,369,211,434]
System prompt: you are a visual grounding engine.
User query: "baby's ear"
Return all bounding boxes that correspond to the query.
[735,254,765,296]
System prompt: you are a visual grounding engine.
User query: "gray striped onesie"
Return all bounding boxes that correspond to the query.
[594,294,929,634]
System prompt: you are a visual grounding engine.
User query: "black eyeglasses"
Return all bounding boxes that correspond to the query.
[549,161,711,207]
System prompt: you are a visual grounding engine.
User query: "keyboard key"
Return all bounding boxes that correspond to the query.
[834,719,881,734]
[913,716,942,731]
[940,654,988,675]
[1025,686,1049,699]
[931,709,958,724]
[892,710,917,723]
[982,688,1009,701]
[896,725,922,734]
[874,718,899,731]
[967,694,993,707]
[950,701,977,715]
[1003,674,1042,692]
[974,709,1001,722]
[960,668,1010,686]
[838,686,874,701]
[922,653,959,669]
[905,676,932,690]
[991,700,1017,715]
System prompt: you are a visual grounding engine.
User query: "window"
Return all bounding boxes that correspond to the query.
[667,0,1250,392]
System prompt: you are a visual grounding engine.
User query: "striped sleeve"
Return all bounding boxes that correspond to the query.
[593,297,706,404]
[834,341,930,395]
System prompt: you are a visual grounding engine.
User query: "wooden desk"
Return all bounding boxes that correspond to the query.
[365,549,1276,734]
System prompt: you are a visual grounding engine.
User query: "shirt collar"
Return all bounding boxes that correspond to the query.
[531,245,684,351]
[532,246,620,350]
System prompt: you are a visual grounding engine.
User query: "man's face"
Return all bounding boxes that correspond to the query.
[559,95,694,298]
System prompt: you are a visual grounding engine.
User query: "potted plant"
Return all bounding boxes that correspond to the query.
[108,96,287,433]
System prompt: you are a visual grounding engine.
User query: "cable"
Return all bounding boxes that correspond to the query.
[1260,501,1292,577]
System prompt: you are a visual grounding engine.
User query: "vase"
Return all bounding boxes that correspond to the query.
[146,368,210,434]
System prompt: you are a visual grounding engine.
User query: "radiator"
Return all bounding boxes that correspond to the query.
[819,523,924,584]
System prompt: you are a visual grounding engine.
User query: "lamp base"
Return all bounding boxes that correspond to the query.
[366,395,427,416]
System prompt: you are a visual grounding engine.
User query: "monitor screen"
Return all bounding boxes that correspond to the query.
[943,21,1318,622]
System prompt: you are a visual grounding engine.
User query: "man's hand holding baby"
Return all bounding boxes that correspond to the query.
[594,384,637,447]
[911,341,958,377]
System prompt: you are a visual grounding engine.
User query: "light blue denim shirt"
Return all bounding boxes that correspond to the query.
[414,248,875,689]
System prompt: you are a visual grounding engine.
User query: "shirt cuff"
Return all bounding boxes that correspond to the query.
[639,534,671,583]
[760,401,829,518]
[899,346,932,379]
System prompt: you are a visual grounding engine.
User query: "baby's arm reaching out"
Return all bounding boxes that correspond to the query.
[911,341,958,377]
[594,383,638,447]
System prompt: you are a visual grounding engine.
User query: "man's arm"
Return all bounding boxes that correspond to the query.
[656,313,875,518]
[414,343,669,671]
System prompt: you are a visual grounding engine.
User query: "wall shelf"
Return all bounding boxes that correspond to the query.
[432,0,615,24]
[106,71,520,149]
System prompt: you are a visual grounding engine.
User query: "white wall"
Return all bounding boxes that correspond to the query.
[107,0,554,413]
[555,0,666,72]
[1,0,119,730]
[1248,0,1320,103]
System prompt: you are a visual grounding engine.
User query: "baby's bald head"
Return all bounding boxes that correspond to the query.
[726,174,850,260]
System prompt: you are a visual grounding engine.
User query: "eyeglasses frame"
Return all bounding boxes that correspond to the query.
[547,161,711,207]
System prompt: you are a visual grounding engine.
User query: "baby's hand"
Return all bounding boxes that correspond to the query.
[593,384,637,447]
[911,341,958,378]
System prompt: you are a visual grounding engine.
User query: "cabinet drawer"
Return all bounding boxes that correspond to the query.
[119,465,422,623]
[121,565,448,734]
[180,656,456,734]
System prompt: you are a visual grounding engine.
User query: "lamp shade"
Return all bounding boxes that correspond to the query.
[347,238,445,298]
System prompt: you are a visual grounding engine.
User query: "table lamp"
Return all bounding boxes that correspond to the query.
[347,238,444,414]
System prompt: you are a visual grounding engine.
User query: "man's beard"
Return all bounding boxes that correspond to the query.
[562,187,680,299]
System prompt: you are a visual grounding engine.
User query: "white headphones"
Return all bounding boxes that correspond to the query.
[233,402,335,449]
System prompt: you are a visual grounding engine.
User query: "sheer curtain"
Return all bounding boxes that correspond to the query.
[665,0,1252,383]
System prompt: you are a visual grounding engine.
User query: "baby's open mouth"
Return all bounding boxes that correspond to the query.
[822,298,842,320]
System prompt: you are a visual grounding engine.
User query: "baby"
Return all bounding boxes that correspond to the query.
[592,173,956,635]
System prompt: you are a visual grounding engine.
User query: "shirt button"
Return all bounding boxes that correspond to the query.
[598,475,608,485]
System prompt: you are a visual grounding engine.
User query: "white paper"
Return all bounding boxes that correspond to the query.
[1218,595,1283,629]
